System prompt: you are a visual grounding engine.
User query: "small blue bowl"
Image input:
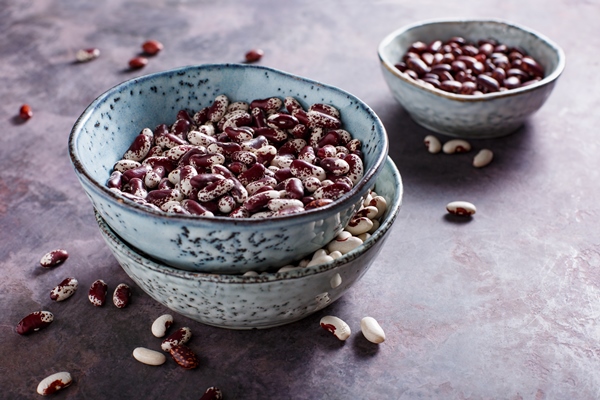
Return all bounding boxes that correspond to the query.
[69,64,389,273]
[96,157,402,329]
[378,19,565,138]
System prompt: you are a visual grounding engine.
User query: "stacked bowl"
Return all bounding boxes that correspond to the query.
[69,64,401,329]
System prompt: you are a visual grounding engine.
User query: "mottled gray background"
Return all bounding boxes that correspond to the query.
[1,0,599,399]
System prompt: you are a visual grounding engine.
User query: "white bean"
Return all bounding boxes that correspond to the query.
[446,200,476,216]
[473,149,494,168]
[442,139,471,154]
[327,232,363,254]
[360,317,386,344]
[151,314,173,338]
[330,273,342,288]
[424,135,442,153]
[37,371,72,395]
[133,347,167,366]
[320,315,351,341]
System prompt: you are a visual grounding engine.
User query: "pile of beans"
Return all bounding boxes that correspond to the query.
[394,37,545,94]
[107,94,364,218]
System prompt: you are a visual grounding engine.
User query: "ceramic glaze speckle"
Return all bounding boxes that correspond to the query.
[69,64,389,273]
[378,19,565,138]
[96,157,402,329]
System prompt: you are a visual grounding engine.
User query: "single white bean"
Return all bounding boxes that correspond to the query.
[424,135,442,154]
[360,316,386,344]
[37,371,73,395]
[151,314,174,338]
[442,139,471,154]
[327,232,363,254]
[307,255,334,267]
[345,217,373,236]
[320,315,351,341]
[330,273,342,288]
[446,201,476,216]
[473,149,494,168]
[277,265,302,272]
[133,347,167,366]
[243,270,259,276]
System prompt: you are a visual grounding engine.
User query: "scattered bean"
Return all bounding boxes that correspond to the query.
[133,347,166,366]
[245,48,264,63]
[424,135,442,154]
[446,200,477,216]
[19,104,33,120]
[76,48,100,63]
[40,249,68,268]
[200,387,224,400]
[360,316,386,344]
[442,139,471,154]
[161,327,192,351]
[16,311,53,335]
[113,283,131,308]
[169,344,199,369]
[320,315,351,341]
[129,56,148,69]
[142,40,163,56]
[36,371,72,395]
[50,277,78,301]
[151,314,174,338]
[88,279,108,306]
[473,148,494,168]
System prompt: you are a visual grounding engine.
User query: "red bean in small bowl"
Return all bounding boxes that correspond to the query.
[378,19,565,138]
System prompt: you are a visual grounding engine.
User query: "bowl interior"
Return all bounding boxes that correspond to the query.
[69,63,389,219]
[379,19,565,96]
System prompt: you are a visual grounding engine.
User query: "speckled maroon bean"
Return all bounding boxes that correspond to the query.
[88,279,108,307]
[16,311,53,334]
[40,249,69,268]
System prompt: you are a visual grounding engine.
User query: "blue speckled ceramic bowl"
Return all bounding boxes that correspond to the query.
[378,19,565,138]
[70,64,388,273]
[96,157,402,329]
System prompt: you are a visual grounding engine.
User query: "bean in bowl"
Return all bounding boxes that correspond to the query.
[395,37,545,95]
[107,94,364,218]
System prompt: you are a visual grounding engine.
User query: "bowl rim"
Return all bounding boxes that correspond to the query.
[97,156,403,284]
[377,18,566,102]
[69,63,389,225]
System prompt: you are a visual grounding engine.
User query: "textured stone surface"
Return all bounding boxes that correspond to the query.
[1,0,598,399]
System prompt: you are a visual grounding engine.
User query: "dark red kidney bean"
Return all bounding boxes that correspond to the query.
[107,171,123,190]
[171,119,191,136]
[409,41,428,53]
[479,42,494,56]
[285,178,304,199]
[255,127,288,143]
[431,63,452,73]
[129,56,148,69]
[460,81,477,95]
[451,60,467,72]
[441,53,455,64]
[146,156,177,172]
[190,174,224,190]
[439,80,462,93]
[428,40,442,53]
[494,44,508,53]
[421,52,434,66]
[477,74,500,92]
[422,78,440,88]
[462,45,479,56]
[451,47,463,57]
[504,76,521,89]
[449,36,466,45]
[225,126,254,143]
[199,387,223,400]
[520,57,544,77]
[471,61,485,75]
[456,55,477,68]
[176,109,192,123]
[393,62,406,72]
[437,71,454,82]
[406,57,430,76]
[405,69,419,80]
[491,67,507,82]
[507,68,529,80]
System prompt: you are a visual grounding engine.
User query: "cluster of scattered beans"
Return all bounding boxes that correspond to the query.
[395,37,545,94]
[18,249,133,396]
[107,94,364,218]
[320,315,386,343]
